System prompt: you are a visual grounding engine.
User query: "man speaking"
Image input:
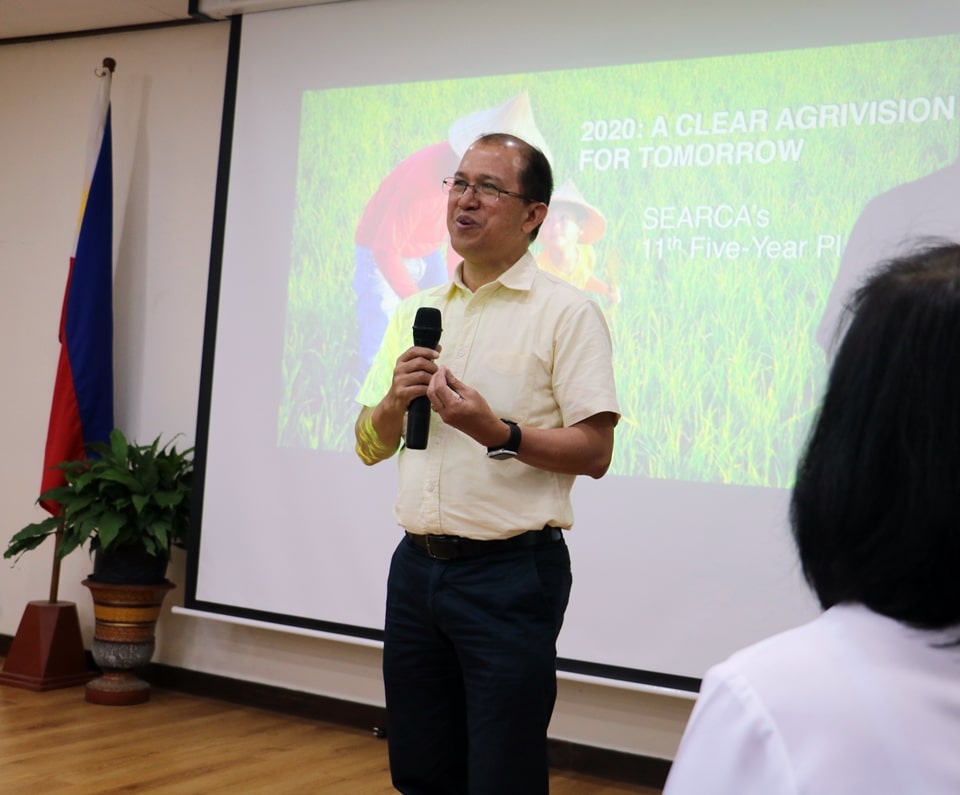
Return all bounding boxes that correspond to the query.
[355,132,619,795]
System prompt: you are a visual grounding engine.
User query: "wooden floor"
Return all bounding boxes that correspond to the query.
[0,680,661,794]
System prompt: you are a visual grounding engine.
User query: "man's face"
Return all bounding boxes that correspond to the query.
[446,140,541,266]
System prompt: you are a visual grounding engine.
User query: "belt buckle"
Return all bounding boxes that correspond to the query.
[425,534,457,560]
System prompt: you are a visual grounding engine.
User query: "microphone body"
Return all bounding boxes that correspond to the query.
[405,307,442,450]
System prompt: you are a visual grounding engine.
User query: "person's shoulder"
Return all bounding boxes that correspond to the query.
[513,252,607,319]
[708,611,835,691]
[399,280,453,307]
[531,266,598,304]
[706,604,904,717]
[529,272,610,335]
[382,285,448,333]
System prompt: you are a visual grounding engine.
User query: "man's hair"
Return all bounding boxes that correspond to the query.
[790,240,960,629]
[474,132,553,239]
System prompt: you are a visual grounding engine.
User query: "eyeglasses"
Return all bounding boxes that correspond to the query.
[442,177,535,204]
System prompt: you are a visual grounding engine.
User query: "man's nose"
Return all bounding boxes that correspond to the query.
[457,184,481,206]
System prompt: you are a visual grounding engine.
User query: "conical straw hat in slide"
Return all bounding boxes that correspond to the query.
[448,92,554,165]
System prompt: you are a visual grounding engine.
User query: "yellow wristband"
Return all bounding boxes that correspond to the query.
[355,412,397,465]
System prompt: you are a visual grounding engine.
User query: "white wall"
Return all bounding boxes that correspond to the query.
[0,22,692,761]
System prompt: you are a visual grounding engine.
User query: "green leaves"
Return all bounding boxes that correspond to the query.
[4,428,193,563]
[5,515,62,556]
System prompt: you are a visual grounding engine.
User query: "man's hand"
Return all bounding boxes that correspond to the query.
[355,345,440,465]
[427,366,617,477]
[381,345,440,419]
[426,366,507,447]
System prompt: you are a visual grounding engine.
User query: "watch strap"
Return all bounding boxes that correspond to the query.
[486,419,521,459]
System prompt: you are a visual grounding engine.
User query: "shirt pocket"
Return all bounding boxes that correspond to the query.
[475,349,540,424]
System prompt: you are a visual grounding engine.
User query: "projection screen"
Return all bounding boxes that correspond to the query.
[186,0,960,685]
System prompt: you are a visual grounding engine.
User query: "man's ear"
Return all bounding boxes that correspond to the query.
[523,202,549,235]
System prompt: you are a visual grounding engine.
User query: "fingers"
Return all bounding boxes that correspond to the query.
[443,368,465,393]
[427,366,465,412]
[398,346,439,370]
[395,347,438,380]
[430,391,463,412]
[388,347,439,408]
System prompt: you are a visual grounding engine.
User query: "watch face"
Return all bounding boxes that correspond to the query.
[487,449,518,460]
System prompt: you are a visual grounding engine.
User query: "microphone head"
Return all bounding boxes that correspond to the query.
[412,307,442,349]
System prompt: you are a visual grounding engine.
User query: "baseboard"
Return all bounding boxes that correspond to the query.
[0,634,671,789]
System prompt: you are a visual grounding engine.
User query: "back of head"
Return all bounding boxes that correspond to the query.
[790,241,960,629]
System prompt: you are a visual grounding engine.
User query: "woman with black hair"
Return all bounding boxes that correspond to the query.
[664,241,960,795]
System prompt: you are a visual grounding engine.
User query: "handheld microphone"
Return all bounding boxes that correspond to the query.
[405,307,442,450]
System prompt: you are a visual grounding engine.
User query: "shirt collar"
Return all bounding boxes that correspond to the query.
[452,250,538,294]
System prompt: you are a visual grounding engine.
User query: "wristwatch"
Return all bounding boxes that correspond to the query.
[486,419,521,460]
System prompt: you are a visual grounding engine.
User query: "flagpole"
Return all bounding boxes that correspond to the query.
[49,520,65,603]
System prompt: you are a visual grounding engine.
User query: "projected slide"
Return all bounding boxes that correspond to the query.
[192,0,960,683]
[279,36,959,490]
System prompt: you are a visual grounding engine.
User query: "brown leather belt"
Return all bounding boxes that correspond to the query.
[405,526,563,561]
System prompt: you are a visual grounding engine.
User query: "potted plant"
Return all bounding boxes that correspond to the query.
[5,428,193,582]
[4,428,193,705]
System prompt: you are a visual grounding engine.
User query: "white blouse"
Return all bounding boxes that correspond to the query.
[663,603,960,795]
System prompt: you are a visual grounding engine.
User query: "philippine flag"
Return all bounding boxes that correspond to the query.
[39,63,116,514]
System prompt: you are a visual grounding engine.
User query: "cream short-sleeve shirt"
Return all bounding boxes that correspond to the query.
[357,251,620,538]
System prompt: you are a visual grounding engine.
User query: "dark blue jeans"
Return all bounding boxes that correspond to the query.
[383,534,572,795]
